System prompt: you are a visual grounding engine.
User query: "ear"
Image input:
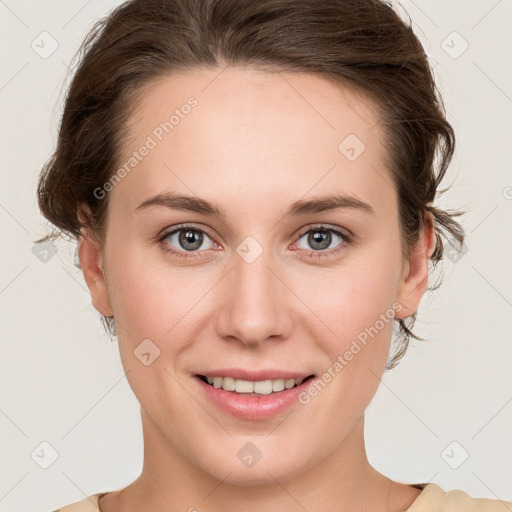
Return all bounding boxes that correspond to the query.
[395,211,436,319]
[77,225,113,318]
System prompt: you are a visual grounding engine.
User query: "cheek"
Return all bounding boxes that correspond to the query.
[107,254,201,411]
[296,270,397,434]
[294,258,401,352]
[107,248,210,341]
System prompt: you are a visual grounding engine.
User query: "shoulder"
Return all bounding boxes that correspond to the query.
[48,493,106,512]
[407,482,512,511]
[441,487,512,512]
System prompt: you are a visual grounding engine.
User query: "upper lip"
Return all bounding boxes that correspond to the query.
[196,368,314,381]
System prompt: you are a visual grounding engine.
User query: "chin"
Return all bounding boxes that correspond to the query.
[209,462,307,487]
[198,440,316,486]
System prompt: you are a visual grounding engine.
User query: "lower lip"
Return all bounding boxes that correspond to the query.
[195,375,315,420]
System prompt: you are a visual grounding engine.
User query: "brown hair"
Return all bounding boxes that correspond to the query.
[36,0,466,369]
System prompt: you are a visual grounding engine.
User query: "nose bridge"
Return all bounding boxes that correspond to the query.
[215,241,293,346]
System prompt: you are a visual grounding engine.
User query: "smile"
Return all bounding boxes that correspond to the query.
[195,373,316,420]
[198,375,311,395]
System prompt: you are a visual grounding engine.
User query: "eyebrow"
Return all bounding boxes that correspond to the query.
[134,192,375,218]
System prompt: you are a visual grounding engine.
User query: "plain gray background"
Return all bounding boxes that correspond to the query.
[1,0,511,510]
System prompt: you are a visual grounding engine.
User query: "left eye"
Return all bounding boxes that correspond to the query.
[295,227,350,253]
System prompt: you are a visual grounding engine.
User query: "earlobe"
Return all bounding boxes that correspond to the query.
[78,228,114,318]
[395,212,436,320]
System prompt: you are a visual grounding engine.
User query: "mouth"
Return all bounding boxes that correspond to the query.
[196,374,315,396]
[195,372,316,420]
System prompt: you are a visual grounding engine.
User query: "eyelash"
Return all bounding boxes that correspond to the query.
[156,223,352,261]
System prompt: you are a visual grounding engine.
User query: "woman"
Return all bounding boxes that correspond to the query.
[36,0,510,510]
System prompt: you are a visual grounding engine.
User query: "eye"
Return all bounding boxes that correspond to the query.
[293,224,351,258]
[157,223,352,261]
[157,224,220,260]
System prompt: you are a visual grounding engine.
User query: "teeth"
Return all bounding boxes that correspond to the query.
[272,379,285,392]
[253,380,273,395]
[223,377,236,391]
[284,378,295,389]
[236,379,254,393]
[203,375,308,394]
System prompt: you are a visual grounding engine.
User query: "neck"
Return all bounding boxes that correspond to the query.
[104,412,394,512]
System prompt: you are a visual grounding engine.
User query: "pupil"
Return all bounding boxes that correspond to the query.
[309,230,330,250]
[180,229,202,251]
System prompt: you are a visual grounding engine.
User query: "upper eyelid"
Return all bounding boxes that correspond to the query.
[296,223,351,238]
[160,223,216,240]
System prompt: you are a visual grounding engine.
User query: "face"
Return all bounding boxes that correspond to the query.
[80,66,433,486]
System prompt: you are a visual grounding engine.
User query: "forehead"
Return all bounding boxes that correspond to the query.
[111,66,394,217]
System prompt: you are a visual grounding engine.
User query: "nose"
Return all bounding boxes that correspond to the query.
[215,248,295,347]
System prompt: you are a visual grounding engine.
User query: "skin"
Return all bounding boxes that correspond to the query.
[79,66,435,512]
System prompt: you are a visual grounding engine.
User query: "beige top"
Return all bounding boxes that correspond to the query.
[51,483,512,511]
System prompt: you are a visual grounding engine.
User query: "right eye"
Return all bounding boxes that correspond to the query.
[157,224,221,260]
